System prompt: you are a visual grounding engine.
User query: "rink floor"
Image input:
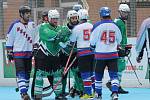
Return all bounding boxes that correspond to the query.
[0,87,150,100]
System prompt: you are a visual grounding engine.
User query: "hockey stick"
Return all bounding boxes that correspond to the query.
[64,42,76,72]
[127,56,142,85]
[36,56,77,98]
[68,69,71,91]
[31,66,37,98]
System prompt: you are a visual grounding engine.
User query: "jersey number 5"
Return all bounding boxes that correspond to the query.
[83,29,90,40]
[101,31,115,43]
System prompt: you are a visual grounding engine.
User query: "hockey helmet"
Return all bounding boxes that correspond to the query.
[118,4,130,12]
[99,7,111,17]
[48,9,60,20]
[19,5,31,17]
[67,10,78,20]
[72,4,83,12]
[78,9,89,20]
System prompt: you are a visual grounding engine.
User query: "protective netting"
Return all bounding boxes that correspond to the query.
[0,0,150,39]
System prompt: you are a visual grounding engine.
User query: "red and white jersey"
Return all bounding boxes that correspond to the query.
[69,22,93,56]
[6,20,36,58]
[90,20,122,59]
[70,22,93,48]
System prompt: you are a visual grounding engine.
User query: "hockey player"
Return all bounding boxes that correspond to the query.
[72,4,83,12]
[6,5,35,100]
[31,10,54,99]
[34,9,70,100]
[69,9,94,99]
[60,10,84,98]
[106,4,130,94]
[136,17,150,63]
[136,17,150,83]
[90,7,122,100]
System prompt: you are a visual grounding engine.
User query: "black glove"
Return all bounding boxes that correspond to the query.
[124,44,132,56]
[33,43,39,57]
[7,51,13,61]
[118,47,126,57]
[118,44,132,57]
[136,56,142,63]
[90,45,95,52]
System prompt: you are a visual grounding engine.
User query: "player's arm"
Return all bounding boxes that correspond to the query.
[90,27,99,47]
[116,26,122,45]
[6,24,16,61]
[59,26,71,42]
[39,25,58,41]
[136,40,146,63]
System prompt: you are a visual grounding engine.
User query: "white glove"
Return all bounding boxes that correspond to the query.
[59,42,67,48]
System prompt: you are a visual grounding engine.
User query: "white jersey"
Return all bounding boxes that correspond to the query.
[70,22,93,48]
[136,17,150,55]
[6,20,36,58]
[90,20,122,59]
[69,22,93,56]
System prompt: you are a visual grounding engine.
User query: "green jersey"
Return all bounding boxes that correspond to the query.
[114,18,127,48]
[39,23,71,56]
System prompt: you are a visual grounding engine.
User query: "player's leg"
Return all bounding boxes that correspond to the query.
[118,58,129,94]
[107,59,119,100]
[15,58,31,100]
[50,55,67,100]
[59,53,69,96]
[94,60,106,100]
[79,54,94,99]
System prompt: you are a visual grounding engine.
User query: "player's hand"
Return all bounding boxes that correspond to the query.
[136,56,142,63]
[59,42,67,48]
[7,52,13,62]
[55,30,63,40]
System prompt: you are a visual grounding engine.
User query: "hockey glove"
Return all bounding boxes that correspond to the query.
[59,42,67,48]
[136,56,142,63]
[7,50,13,62]
[117,47,126,57]
[33,43,39,57]
[125,44,132,56]
[90,45,95,52]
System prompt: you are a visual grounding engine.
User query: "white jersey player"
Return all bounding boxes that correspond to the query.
[69,9,94,99]
[6,5,36,100]
[90,7,122,100]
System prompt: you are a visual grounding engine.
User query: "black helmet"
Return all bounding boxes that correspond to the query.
[19,5,31,17]
[42,11,48,17]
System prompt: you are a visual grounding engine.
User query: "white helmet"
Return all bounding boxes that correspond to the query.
[78,9,89,20]
[67,10,78,19]
[48,9,60,20]
[118,4,130,12]
[73,4,83,12]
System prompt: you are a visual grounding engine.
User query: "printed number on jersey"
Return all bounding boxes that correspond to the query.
[101,31,115,44]
[83,29,90,40]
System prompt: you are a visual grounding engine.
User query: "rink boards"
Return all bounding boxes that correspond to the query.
[0,38,150,87]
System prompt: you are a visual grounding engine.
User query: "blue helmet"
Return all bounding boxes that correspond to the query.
[99,7,111,17]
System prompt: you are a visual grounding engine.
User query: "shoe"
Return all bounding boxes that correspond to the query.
[95,93,102,100]
[55,94,67,100]
[62,92,69,96]
[118,86,129,94]
[21,93,31,100]
[111,93,118,100]
[80,94,94,100]
[106,81,112,91]
[34,95,42,100]
[69,87,77,98]
[76,90,84,97]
